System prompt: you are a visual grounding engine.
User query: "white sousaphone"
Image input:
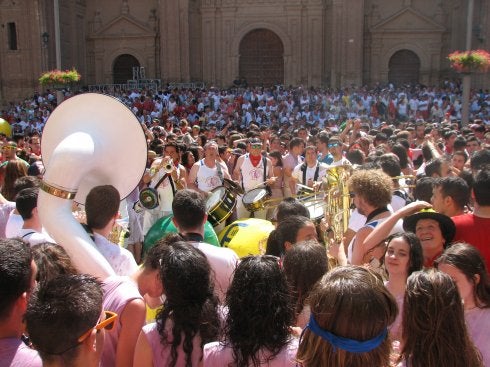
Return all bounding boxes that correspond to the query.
[38,93,147,280]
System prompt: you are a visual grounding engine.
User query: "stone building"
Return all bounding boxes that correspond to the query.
[0,0,488,105]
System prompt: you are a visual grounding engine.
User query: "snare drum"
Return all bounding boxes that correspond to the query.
[302,196,325,224]
[242,188,271,212]
[206,186,237,227]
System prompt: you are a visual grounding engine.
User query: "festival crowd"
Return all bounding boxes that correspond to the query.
[1,81,490,367]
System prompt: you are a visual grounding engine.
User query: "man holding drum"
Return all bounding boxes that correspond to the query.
[289,146,328,224]
[290,145,328,195]
[188,141,233,233]
[188,141,232,194]
[233,138,276,220]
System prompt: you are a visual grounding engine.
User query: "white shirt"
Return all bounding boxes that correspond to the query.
[195,160,226,192]
[190,241,239,303]
[291,162,328,193]
[6,211,24,238]
[16,228,55,246]
[239,154,270,192]
[93,232,138,276]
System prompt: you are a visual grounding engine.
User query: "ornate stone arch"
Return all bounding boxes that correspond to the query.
[384,44,428,72]
[104,48,145,83]
[381,44,429,85]
[230,22,293,85]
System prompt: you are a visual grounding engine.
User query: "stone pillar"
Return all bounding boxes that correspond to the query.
[201,2,217,86]
[330,0,364,87]
[306,2,324,86]
[158,0,190,82]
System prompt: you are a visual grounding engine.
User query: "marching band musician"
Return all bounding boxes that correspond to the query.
[188,140,232,195]
[188,140,232,233]
[233,138,276,220]
[290,145,328,195]
[142,142,187,234]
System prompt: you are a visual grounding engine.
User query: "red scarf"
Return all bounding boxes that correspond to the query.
[250,154,262,167]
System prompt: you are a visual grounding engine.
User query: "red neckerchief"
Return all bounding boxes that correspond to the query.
[250,154,261,167]
[424,250,443,268]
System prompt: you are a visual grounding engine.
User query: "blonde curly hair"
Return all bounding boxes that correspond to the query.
[348,169,393,207]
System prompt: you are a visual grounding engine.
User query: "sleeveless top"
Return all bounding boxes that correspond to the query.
[142,320,203,367]
[101,276,143,367]
[196,160,223,192]
[240,154,268,192]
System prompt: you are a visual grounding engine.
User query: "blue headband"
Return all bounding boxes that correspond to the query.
[304,314,387,353]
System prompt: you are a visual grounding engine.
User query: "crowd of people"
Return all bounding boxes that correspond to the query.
[1,81,490,366]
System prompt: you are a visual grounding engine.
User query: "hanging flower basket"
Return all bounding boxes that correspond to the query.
[39,68,81,87]
[448,50,490,74]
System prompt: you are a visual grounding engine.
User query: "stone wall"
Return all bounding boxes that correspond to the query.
[0,0,489,105]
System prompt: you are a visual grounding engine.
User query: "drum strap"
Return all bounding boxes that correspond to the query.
[262,156,267,182]
[393,189,412,205]
[302,163,320,184]
[216,160,224,185]
[241,155,268,190]
[168,175,176,195]
[21,231,36,239]
[153,173,169,190]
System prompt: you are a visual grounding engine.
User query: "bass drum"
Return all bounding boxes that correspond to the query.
[206,186,237,227]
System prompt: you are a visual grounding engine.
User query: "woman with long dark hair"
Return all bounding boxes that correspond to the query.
[283,240,328,328]
[381,232,423,342]
[134,237,220,367]
[436,242,490,366]
[399,270,482,367]
[204,255,297,366]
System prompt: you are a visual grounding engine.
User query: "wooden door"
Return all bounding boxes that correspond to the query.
[113,54,140,84]
[388,50,420,87]
[239,29,284,87]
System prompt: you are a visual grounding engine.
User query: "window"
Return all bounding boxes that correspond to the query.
[7,22,17,50]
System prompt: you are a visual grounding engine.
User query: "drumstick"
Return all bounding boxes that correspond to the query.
[248,181,267,191]
[296,183,315,191]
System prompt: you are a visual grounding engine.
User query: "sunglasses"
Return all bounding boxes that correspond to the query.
[251,144,262,149]
[77,311,118,343]
[2,146,16,151]
[328,143,340,148]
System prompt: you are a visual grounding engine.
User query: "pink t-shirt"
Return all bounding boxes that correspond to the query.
[0,338,42,367]
[142,320,203,367]
[465,307,490,366]
[101,276,143,367]
[203,338,299,367]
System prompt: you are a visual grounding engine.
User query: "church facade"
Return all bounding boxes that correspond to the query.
[0,0,488,105]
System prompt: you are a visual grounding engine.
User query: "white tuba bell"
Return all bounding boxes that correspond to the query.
[38,93,147,280]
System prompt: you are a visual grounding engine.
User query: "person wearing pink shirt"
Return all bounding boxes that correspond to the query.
[134,237,219,367]
[204,255,298,366]
[436,243,490,367]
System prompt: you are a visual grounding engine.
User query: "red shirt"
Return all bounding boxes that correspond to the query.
[452,213,490,269]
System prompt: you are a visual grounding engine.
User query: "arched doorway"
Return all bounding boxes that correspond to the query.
[239,29,284,87]
[113,54,140,84]
[388,50,420,87]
